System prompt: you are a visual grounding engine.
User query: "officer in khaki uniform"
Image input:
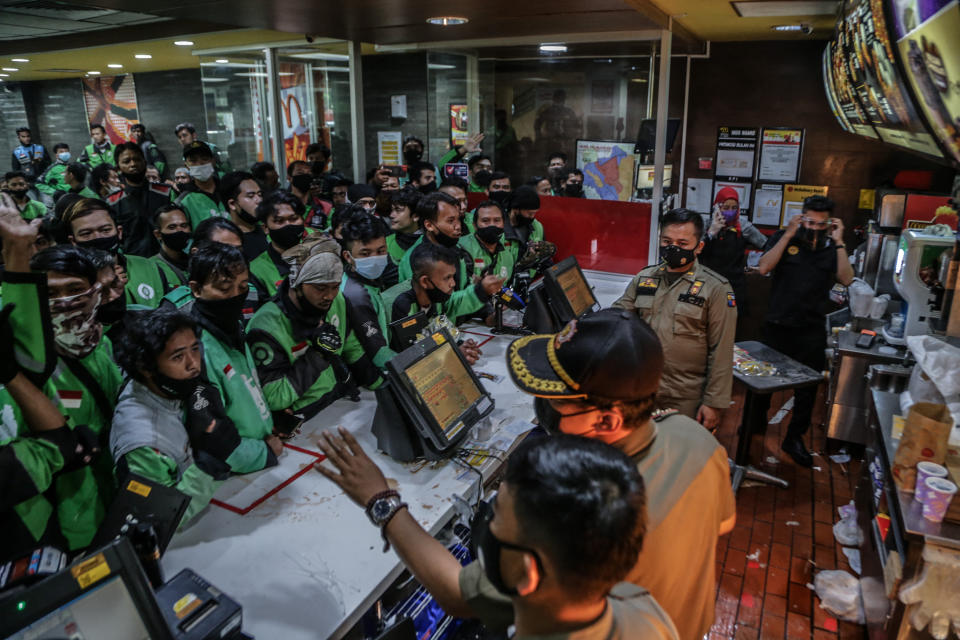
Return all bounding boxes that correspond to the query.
[613,208,736,429]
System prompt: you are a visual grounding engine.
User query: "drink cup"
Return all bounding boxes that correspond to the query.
[921,477,957,523]
[915,461,948,503]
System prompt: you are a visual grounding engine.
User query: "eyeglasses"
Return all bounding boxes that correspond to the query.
[801,217,831,229]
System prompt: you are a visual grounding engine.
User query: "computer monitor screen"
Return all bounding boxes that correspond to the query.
[9,575,151,640]
[403,340,482,440]
[635,119,681,155]
[554,263,595,318]
[544,257,597,323]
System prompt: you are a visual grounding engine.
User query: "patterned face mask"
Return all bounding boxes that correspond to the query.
[50,284,103,358]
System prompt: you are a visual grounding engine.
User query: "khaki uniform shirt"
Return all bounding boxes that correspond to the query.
[458,562,679,639]
[618,411,737,639]
[612,260,736,411]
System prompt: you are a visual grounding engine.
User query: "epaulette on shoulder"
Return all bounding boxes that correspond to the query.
[652,408,680,422]
[149,182,171,196]
[106,190,125,205]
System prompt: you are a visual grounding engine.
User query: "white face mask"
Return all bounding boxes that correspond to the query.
[353,254,388,280]
[188,163,215,181]
[57,151,71,163]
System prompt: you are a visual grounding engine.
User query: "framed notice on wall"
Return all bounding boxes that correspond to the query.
[781,184,829,227]
[757,127,804,183]
[714,126,758,180]
[450,104,469,147]
[753,184,785,226]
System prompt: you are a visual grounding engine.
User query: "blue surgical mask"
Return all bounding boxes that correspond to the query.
[354,254,388,280]
[58,151,71,163]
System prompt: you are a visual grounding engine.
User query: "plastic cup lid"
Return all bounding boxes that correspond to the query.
[917,461,948,475]
[925,476,958,493]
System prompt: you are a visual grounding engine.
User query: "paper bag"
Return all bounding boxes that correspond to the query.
[892,402,953,492]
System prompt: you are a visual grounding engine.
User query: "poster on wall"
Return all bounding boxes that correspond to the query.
[781,184,829,226]
[81,75,140,143]
[892,0,960,164]
[279,62,312,163]
[839,0,942,157]
[450,104,469,147]
[753,184,785,226]
[714,126,758,180]
[575,140,637,201]
[377,131,402,165]
[757,127,804,182]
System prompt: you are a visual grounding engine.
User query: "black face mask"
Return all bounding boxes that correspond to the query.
[488,190,511,206]
[76,234,120,255]
[161,230,191,253]
[534,396,561,434]
[234,207,258,225]
[194,293,246,337]
[471,502,542,597]
[403,148,423,165]
[5,188,28,201]
[796,226,826,250]
[564,183,583,197]
[291,174,313,193]
[122,170,146,185]
[153,371,199,400]
[660,244,696,269]
[514,213,534,228]
[476,225,504,245]
[474,170,492,185]
[424,278,452,305]
[418,182,437,195]
[96,295,126,325]
[270,224,304,251]
[430,227,460,249]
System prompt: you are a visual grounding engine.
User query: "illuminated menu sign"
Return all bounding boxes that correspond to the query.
[823,43,853,133]
[839,0,943,157]
[829,15,879,139]
[891,0,960,165]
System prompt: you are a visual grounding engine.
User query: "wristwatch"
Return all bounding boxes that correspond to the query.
[365,490,408,551]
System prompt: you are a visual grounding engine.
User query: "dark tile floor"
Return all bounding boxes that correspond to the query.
[709,384,868,640]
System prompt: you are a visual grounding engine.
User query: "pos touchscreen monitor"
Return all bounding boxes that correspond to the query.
[372,328,494,462]
[0,537,174,640]
[524,256,598,333]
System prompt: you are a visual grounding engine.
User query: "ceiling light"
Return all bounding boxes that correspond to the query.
[1,67,17,71]
[202,77,228,83]
[539,43,568,53]
[771,23,813,32]
[427,63,456,70]
[108,63,123,68]
[0,74,8,77]
[87,71,100,75]
[426,16,468,25]
[733,1,837,17]
[631,78,648,83]
[215,59,229,64]
[174,40,194,46]
[134,54,152,59]
[11,58,28,62]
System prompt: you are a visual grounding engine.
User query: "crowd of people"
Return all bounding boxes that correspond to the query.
[2,120,855,639]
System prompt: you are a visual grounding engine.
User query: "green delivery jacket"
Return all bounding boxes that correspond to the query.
[248,246,289,301]
[382,278,488,326]
[79,142,116,169]
[192,310,274,468]
[176,183,226,228]
[124,253,170,308]
[18,199,47,221]
[36,162,69,197]
[340,270,395,369]
[395,236,486,321]
[1,271,121,551]
[458,234,515,284]
[246,281,382,420]
[149,252,189,290]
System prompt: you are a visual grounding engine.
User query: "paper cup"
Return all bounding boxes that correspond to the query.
[921,477,957,523]
[915,462,949,503]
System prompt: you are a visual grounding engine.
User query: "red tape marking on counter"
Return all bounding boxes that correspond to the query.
[210,444,326,515]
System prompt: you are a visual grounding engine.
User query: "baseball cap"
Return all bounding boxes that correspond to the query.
[506,308,663,400]
[182,140,213,160]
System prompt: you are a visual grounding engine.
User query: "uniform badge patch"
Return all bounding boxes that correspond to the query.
[727,292,737,308]
[788,245,800,255]
[689,280,704,296]
[554,319,578,349]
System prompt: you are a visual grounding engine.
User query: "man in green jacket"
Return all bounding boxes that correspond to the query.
[78,124,115,169]
[385,185,421,265]
[150,204,192,288]
[63,163,98,199]
[220,171,267,262]
[248,191,308,299]
[187,243,275,462]
[503,185,547,279]
[130,123,166,176]
[111,308,280,525]
[458,200,516,284]
[175,123,230,173]
[64,197,169,307]
[338,212,395,368]
[247,245,382,434]
[4,171,47,220]
[176,141,226,227]
[467,154,492,193]
[36,143,72,201]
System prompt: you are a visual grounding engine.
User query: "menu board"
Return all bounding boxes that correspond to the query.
[839,0,943,156]
[829,16,879,138]
[891,0,960,165]
[822,43,854,133]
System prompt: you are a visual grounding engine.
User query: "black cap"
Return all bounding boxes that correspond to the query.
[182,140,213,160]
[348,183,377,202]
[509,185,540,210]
[506,308,663,400]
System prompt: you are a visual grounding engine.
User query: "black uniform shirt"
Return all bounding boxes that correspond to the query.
[763,230,838,329]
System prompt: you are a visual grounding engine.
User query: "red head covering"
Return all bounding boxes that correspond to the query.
[713,187,741,236]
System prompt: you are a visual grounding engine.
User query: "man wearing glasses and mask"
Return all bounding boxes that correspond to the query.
[756,195,853,467]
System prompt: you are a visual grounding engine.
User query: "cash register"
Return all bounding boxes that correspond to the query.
[524,256,598,333]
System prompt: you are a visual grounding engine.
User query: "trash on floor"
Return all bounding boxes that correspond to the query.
[812,569,866,623]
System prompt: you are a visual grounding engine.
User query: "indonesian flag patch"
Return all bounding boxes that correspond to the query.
[223,364,236,381]
[57,390,83,409]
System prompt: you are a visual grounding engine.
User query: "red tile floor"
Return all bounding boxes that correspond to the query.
[708,384,868,640]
